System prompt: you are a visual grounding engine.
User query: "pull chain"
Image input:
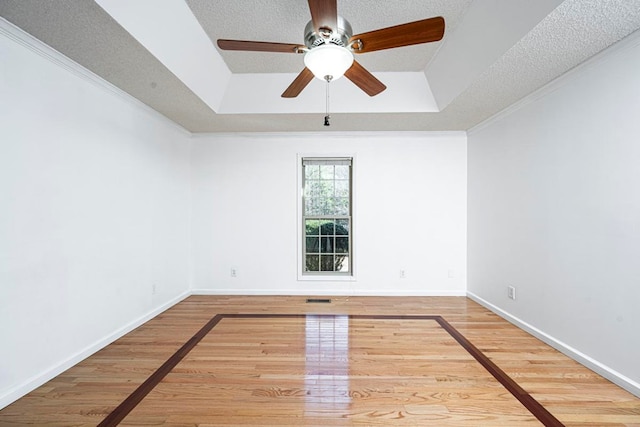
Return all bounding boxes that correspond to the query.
[324,75,332,126]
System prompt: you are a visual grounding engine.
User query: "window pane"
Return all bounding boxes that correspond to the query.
[306,237,319,253]
[320,255,335,271]
[320,221,334,235]
[336,219,349,234]
[306,255,319,272]
[319,180,334,200]
[320,237,334,253]
[336,256,349,273]
[305,165,320,180]
[335,180,349,197]
[335,198,349,215]
[335,237,349,253]
[304,199,315,215]
[320,165,334,180]
[306,181,322,198]
[335,165,349,179]
[305,219,320,236]
[305,198,325,216]
[319,199,333,215]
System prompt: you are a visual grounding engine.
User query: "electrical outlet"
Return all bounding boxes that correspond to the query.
[152,284,157,295]
[507,285,516,300]
[400,269,406,279]
[230,268,237,278]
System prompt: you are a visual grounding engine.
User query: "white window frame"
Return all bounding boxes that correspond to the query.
[297,154,356,281]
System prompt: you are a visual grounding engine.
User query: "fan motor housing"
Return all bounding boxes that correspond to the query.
[304,16,353,49]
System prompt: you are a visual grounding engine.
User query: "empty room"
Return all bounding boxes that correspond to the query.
[1,0,639,425]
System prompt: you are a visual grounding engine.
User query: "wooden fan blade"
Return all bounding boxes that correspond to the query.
[344,61,386,96]
[308,0,337,35]
[349,16,445,54]
[282,68,315,98]
[217,39,303,53]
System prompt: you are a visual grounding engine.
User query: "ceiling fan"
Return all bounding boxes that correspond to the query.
[217,0,445,98]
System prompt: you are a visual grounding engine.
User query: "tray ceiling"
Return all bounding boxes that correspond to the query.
[1,0,639,133]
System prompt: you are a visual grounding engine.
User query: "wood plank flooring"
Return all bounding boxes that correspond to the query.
[1,296,639,426]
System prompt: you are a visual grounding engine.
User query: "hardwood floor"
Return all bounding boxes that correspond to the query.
[1,296,639,426]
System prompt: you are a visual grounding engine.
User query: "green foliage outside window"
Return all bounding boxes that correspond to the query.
[305,220,349,272]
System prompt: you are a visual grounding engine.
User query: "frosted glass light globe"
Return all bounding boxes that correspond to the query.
[304,44,354,81]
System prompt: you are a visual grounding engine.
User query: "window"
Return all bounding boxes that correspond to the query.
[302,158,352,275]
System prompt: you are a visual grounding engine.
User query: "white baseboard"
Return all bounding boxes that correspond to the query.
[1,288,460,409]
[191,288,467,297]
[0,291,190,410]
[467,291,640,398]
[4,290,637,410]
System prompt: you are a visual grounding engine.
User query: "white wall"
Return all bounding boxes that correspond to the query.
[0,25,191,407]
[190,132,467,296]
[467,32,640,395]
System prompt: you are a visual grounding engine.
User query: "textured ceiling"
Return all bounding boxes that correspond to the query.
[186,0,473,73]
[1,0,640,133]
[429,0,640,130]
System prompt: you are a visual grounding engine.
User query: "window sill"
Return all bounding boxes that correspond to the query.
[298,274,356,282]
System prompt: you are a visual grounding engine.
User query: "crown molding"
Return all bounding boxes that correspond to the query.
[189,130,467,140]
[0,18,192,137]
[469,28,640,135]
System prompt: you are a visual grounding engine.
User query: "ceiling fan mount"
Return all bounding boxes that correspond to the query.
[217,0,445,98]
[303,16,353,50]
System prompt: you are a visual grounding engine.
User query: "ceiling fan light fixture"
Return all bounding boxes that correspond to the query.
[304,44,354,81]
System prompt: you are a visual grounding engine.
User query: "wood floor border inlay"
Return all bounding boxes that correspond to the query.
[98,314,564,427]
